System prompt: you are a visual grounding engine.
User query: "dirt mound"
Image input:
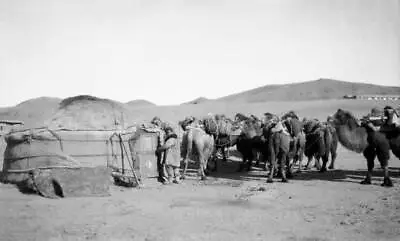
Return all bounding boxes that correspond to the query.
[46,95,134,130]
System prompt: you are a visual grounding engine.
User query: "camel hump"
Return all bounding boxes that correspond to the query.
[271,121,291,136]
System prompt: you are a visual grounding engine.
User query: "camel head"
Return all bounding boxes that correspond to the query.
[302,117,320,134]
[179,116,196,130]
[332,109,347,126]
[281,110,299,120]
[234,113,248,122]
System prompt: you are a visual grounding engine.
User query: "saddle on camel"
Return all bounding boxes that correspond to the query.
[363,106,400,137]
[332,107,400,187]
[262,112,295,183]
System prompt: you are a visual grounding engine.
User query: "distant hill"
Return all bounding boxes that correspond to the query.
[15,96,62,108]
[0,97,62,128]
[126,99,156,108]
[1,79,400,129]
[217,79,400,103]
[0,95,158,129]
[183,97,212,105]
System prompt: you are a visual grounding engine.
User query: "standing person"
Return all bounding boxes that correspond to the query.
[380,106,400,134]
[150,116,168,183]
[156,126,181,184]
[151,116,163,129]
[384,106,399,126]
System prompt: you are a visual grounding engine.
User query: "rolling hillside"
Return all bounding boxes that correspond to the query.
[125,99,156,108]
[1,79,399,129]
[217,79,400,103]
[182,97,212,105]
[0,97,62,128]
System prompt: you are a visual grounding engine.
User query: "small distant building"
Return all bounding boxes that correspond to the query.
[343,94,356,99]
[356,95,400,101]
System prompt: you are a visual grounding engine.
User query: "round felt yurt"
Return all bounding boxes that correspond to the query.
[1,128,124,198]
[0,95,174,197]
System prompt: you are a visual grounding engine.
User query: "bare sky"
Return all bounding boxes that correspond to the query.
[0,0,399,106]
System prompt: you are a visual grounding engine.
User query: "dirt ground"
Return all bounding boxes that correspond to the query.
[1,145,400,241]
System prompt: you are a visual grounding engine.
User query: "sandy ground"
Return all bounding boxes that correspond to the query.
[1,145,400,241]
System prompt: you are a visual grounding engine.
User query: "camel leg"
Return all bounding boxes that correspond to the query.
[203,152,212,178]
[267,165,275,183]
[237,156,246,172]
[199,155,207,181]
[262,149,270,171]
[361,146,376,185]
[286,155,294,179]
[222,146,228,162]
[280,152,288,183]
[362,158,374,185]
[198,167,206,180]
[267,150,275,183]
[287,141,296,174]
[255,151,260,167]
[263,158,269,171]
[181,158,189,180]
[258,152,265,168]
[376,145,392,187]
[297,152,304,173]
[314,156,322,170]
[211,148,219,172]
[293,154,300,173]
[381,166,393,187]
[297,136,305,173]
[212,155,218,172]
[328,150,337,170]
[292,150,303,173]
[246,154,253,172]
[320,154,329,173]
[305,156,313,170]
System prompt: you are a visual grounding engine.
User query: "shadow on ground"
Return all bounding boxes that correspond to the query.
[181,157,400,186]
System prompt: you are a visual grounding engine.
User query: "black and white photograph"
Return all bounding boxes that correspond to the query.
[0,0,399,240]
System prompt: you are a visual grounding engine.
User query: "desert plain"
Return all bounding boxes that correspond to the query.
[1,94,400,241]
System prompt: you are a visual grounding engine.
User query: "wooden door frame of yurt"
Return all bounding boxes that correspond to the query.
[108,131,141,185]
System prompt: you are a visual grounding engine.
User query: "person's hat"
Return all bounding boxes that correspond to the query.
[164,126,174,133]
[151,116,162,125]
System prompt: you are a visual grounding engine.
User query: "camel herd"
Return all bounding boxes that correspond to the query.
[176,111,338,183]
[168,108,400,187]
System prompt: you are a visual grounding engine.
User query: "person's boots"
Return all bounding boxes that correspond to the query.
[158,165,168,184]
[158,175,168,184]
[173,167,181,184]
[165,166,174,185]
[157,154,168,184]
